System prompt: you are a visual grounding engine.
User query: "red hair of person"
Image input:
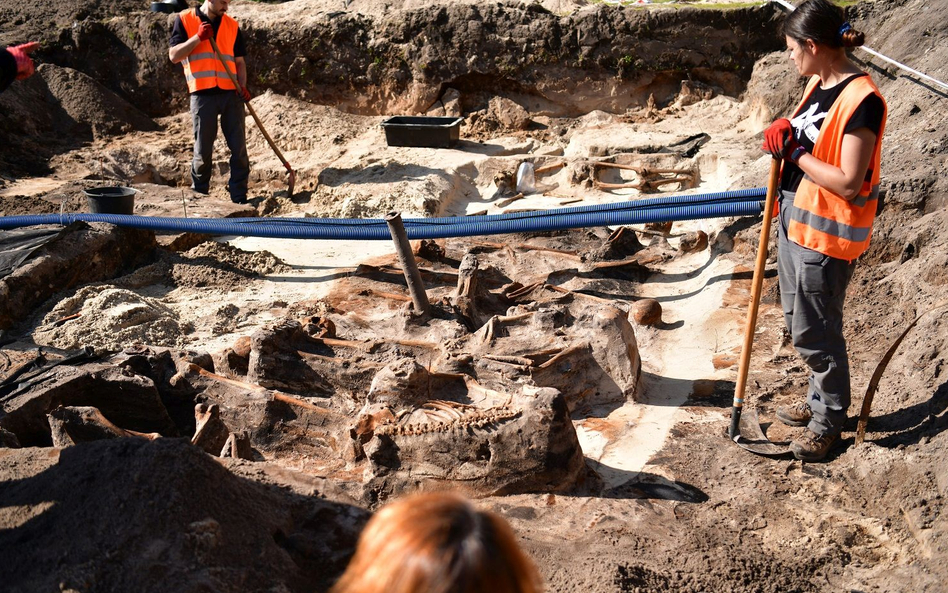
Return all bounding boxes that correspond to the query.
[330,491,542,593]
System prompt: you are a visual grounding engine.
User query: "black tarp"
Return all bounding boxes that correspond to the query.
[0,225,69,278]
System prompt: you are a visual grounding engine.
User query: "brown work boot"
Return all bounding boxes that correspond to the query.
[790,430,838,462]
[776,401,812,427]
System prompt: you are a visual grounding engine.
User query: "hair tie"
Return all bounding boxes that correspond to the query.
[838,21,853,41]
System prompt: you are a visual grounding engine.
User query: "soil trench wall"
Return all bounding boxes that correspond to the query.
[3,3,783,118]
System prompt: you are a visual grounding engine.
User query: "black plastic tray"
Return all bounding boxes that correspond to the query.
[381,116,463,148]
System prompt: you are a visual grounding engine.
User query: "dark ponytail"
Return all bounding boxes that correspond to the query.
[782,0,866,49]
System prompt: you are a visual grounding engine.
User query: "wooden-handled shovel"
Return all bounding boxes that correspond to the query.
[729,158,790,456]
[208,37,296,198]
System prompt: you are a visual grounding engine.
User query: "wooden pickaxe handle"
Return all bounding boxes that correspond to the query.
[729,158,781,439]
[207,36,295,194]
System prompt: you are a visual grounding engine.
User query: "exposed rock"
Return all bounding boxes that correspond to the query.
[0,363,177,447]
[0,427,21,448]
[362,386,585,504]
[587,226,645,262]
[114,346,215,436]
[366,358,432,407]
[441,87,462,117]
[489,96,532,131]
[631,298,662,326]
[47,405,160,447]
[678,230,709,254]
[191,403,231,456]
[247,319,335,396]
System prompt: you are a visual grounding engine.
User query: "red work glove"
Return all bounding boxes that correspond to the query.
[761,118,793,160]
[8,42,39,80]
[782,137,805,163]
[238,86,251,102]
[197,22,213,41]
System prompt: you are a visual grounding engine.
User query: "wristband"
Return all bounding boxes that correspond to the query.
[790,145,807,163]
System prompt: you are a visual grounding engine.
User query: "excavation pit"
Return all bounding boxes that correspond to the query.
[1,1,946,592]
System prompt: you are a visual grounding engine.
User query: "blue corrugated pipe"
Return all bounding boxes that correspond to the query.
[221,186,767,227]
[0,197,764,240]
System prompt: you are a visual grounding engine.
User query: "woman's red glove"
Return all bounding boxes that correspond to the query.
[782,137,804,162]
[761,118,793,160]
[238,86,251,102]
[8,42,39,80]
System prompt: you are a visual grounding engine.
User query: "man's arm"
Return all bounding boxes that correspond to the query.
[168,34,201,64]
[235,56,247,91]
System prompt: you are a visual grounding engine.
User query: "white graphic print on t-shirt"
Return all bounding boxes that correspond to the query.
[791,103,826,144]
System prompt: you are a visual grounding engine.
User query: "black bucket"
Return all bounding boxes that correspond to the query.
[84,186,136,215]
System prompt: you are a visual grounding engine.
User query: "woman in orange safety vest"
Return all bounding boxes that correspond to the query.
[761,0,887,462]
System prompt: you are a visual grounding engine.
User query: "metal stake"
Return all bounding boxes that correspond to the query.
[384,211,430,317]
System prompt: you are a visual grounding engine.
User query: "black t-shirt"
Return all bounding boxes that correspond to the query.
[0,48,18,94]
[780,73,885,193]
[169,9,247,95]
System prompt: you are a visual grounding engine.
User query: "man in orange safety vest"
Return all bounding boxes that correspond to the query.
[168,0,250,204]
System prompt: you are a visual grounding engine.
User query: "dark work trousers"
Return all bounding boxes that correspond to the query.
[777,189,857,437]
[190,92,249,202]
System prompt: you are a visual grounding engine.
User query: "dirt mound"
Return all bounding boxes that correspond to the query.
[183,241,289,276]
[33,285,193,352]
[0,195,59,216]
[0,64,158,176]
[0,438,366,593]
[40,64,159,139]
[112,241,289,292]
[29,242,290,351]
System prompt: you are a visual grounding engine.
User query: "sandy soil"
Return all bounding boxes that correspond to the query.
[2,0,948,592]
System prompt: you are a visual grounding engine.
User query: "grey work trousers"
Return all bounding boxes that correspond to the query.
[777,190,857,437]
[190,92,249,202]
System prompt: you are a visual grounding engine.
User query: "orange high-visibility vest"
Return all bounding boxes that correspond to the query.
[179,9,238,93]
[786,74,887,261]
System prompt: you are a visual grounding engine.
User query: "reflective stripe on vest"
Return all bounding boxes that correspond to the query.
[787,75,888,261]
[179,9,238,93]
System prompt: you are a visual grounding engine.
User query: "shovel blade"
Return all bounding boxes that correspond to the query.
[287,168,296,199]
[733,408,792,457]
